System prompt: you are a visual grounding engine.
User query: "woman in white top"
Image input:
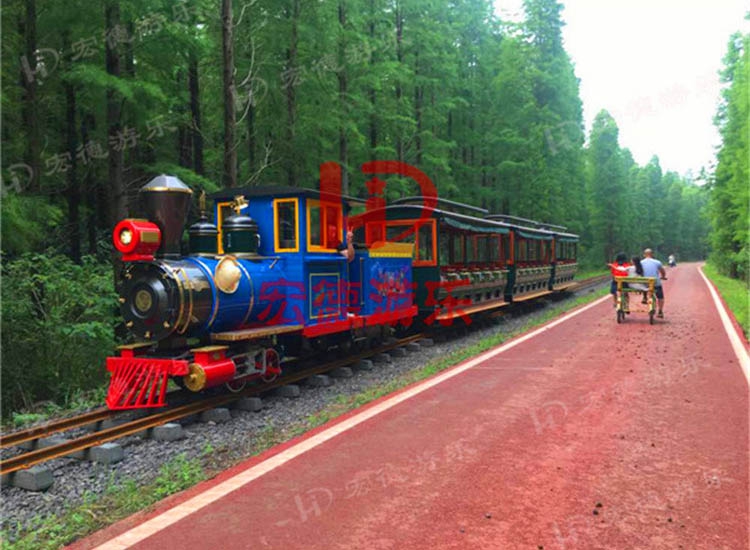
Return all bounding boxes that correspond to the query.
[628,256,649,306]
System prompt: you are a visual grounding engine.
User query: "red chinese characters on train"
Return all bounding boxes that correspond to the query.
[424,279,472,327]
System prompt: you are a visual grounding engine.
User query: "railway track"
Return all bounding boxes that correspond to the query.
[0,273,608,477]
[0,335,423,475]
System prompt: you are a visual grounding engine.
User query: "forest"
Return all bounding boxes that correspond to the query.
[0,0,740,414]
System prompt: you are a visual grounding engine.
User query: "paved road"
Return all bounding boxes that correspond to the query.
[74,263,749,550]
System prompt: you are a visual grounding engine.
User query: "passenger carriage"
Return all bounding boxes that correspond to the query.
[349,197,579,326]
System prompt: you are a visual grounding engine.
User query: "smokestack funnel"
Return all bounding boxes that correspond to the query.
[139,175,193,258]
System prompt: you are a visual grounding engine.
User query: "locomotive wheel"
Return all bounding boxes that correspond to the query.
[225,378,247,393]
[261,349,281,383]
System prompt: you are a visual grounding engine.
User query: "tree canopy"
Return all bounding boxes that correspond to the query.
[2,0,708,265]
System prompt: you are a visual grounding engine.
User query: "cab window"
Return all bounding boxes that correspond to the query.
[274,199,298,252]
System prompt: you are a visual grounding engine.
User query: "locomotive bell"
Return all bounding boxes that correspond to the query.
[139,175,193,258]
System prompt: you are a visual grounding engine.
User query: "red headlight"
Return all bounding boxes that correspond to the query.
[113,219,161,261]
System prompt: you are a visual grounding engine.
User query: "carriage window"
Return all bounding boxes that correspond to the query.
[488,236,499,263]
[527,240,538,262]
[386,224,416,243]
[382,221,435,266]
[465,235,475,263]
[307,199,342,251]
[418,224,434,264]
[274,199,298,252]
[515,239,528,262]
[439,230,450,266]
[452,233,464,264]
[476,236,489,263]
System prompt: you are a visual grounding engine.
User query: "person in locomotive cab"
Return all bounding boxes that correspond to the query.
[608,252,630,307]
[337,229,355,262]
[641,248,667,318]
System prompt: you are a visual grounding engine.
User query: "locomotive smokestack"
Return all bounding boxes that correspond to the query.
[139,175,193,258]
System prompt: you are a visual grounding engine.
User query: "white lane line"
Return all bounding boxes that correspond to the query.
[94,293,610,549]
[698,264,750,386]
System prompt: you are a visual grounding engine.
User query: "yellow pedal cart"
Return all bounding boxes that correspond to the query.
[614,276,658,324]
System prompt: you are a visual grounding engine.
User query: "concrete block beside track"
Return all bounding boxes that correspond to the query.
[391,347,407,358]
[306,374,333,387]
[331,367,354,378]
[406,342,421,352]
[98,418,128,431]
[277,384,301,398]
[37,435,86,460]
[12,466,54,491]
[89,443,124,465]
[151,423,184,441]
[419,338,435,347]
[373,353,392,364]
[200,408,232,424]
[354,359,374,371]
[233,397,263,412]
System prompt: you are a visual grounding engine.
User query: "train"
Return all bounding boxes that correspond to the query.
[105,166,578,410]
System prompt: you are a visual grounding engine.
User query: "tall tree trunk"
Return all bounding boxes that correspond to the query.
[176,67,192,168]
[414,50,422,165]
[222,0,237,187]
[124,22,135,77]
[81,113,98,255]
[285,0,300,186]
[338,0,348,194]
[63,32,81,263]
[395,2,404,164]
[247,100,256,174]
[20,0,40,191]
[105,0,125,224]
[188,53,204,175]
[368,0,377,160]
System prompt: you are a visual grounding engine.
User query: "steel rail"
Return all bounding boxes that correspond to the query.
[0,335,424,475]
[0,409,115,449]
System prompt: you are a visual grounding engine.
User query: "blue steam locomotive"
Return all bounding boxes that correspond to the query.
[106,170,577,410]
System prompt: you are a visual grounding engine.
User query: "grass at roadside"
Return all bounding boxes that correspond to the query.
[3,387,108,432]
[1,453,206,550]
[575,267,608,280]
[702,262,749,338]
[2,287,607,550]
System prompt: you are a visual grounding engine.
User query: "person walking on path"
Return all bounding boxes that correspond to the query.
[641,248,667,317]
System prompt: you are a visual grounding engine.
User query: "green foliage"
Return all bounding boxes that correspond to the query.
[709,32,749,281]
[153,454,206,499]
[2,455,205,550]
[1,254,117,415]
[703,262,749,337]
[1,195,64,257]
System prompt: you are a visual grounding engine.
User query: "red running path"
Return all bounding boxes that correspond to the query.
[73,263,748,550]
